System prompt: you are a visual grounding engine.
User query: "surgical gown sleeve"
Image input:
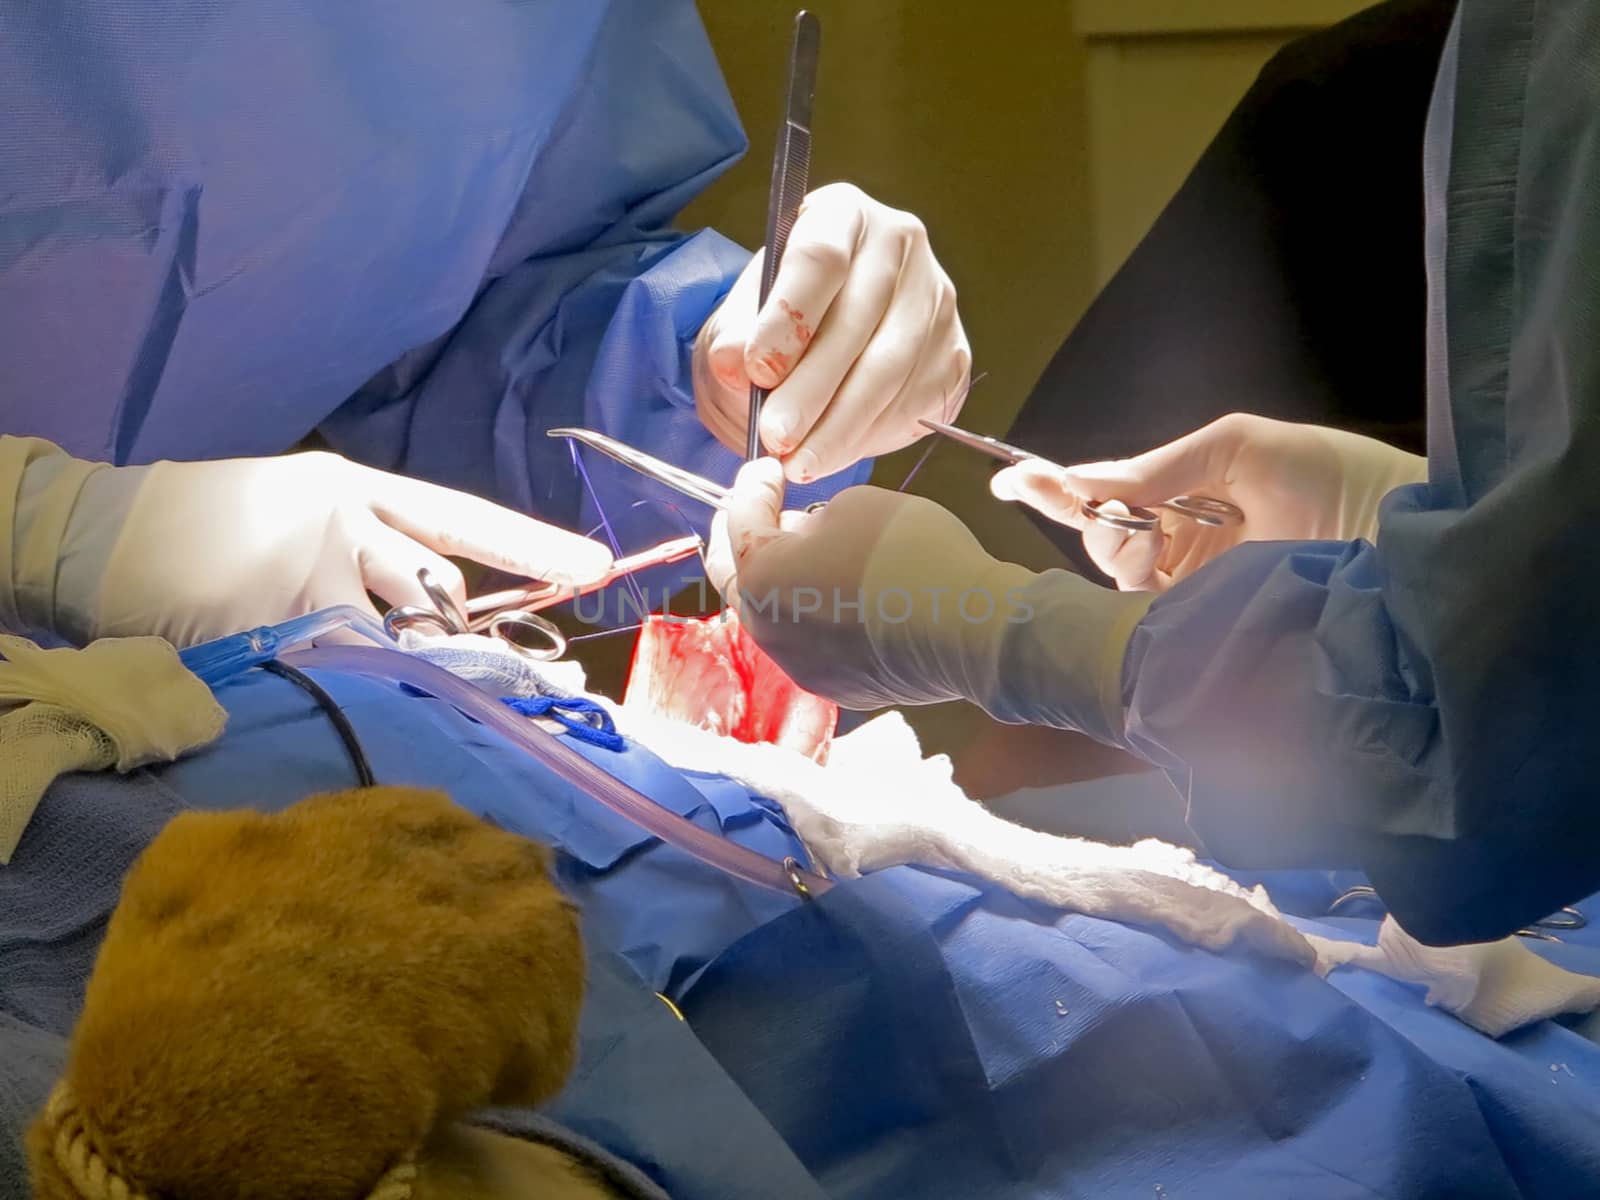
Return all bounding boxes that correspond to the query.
[0,0,867,557]
[315,3,871,553]
[1110,0,1600,947]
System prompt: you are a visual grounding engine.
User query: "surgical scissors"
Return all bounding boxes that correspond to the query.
[918,418,1245,534]
[1327,885,1589,943]
[383,534,704,660]
[550,423,1234,536]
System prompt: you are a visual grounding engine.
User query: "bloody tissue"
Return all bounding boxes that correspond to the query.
[623,610,838,763]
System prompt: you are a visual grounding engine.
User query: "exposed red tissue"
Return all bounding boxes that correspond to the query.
[624,610,838,764]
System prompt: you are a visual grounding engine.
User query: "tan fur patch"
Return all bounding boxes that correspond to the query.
[26,787,585,1200]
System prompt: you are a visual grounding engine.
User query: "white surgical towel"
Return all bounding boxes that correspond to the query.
[637,709,1600,1034]
[0,635,227,862]
[1307,918,1600,1038]
[405,634,1600,1036]
[613,705,1318,967]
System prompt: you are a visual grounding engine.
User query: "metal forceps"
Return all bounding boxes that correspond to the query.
[548,428,735,512]
[382,534,704,660]
[918,418,1245,534]
[1327,885,1589,943]
[748,10,821,461]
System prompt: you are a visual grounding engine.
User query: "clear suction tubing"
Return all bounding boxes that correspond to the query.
[178,613,829,899]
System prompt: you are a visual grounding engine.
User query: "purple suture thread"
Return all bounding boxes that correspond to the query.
[628,498,711,578]
[567,440,649,615]
[899,371,988,493]
[567,622,647,645]
[897,441,938,493]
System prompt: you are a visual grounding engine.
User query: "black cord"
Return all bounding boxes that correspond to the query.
[258,659,377,787]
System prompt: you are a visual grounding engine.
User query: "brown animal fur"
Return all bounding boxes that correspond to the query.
[26,786,591,1199]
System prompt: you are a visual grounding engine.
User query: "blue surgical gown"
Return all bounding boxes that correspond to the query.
[1116,0,1600,946]
[0,0,867,554]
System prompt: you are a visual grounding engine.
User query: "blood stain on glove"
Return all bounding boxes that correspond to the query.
[778,299,813,345]
[624,610,838,763]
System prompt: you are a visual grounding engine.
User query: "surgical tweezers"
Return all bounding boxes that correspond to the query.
[748,10,821,460]
[548,428,734,512]
[919,418,1245,534]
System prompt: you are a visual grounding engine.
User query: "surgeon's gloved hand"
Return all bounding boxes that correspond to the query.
[991,413,1428,592]
[0,438,614,648]
[693,183,971,485]
[705,459,1155,745]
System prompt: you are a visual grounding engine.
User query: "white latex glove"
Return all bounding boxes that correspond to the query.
[991,413,1428,592]
[693,183,971,485]
[705,459,1153,744]
[0,438,614,648]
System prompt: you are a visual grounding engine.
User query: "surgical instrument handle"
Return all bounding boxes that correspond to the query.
[749,10,821,460]
[919,418,1245,534]
[466,534,704,618]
